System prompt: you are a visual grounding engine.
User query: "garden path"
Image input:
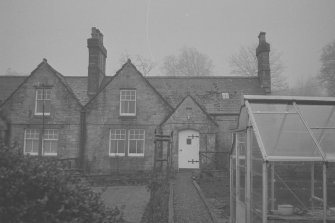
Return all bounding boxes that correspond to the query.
[173,171,214,223]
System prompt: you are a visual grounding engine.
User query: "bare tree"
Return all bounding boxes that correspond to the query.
[288,76,325,96]
[161,47,213,76]
[4,68,26,76]
[230,44,288,91]
[119,54,155,76]
[318,40,335,96]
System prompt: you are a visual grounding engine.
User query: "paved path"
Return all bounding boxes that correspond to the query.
[173,171,213,223]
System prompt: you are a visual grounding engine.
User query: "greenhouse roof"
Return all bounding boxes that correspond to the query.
[239,95,335,162]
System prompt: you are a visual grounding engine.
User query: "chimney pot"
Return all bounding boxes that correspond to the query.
[91,27,99,39]
[258,32,266,43]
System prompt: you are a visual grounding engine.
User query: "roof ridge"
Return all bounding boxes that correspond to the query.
[146,75,259,79]
[0,75,28,77]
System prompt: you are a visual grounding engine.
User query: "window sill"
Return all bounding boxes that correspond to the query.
[24,153,57,157]
[24,152,38,156]
[43,153,57,156]
[34,114,51,119]
[109,154,125,157]
[35,113,51,116]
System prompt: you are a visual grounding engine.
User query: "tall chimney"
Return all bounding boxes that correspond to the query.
[256,32,271,94]
[87,27,107,97]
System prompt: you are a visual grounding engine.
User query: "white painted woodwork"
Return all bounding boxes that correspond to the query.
[178,130,200,169]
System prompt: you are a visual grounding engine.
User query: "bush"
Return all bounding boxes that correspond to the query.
[0,145,122,223]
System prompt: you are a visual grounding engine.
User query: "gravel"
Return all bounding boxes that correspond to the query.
[173,171,213,223]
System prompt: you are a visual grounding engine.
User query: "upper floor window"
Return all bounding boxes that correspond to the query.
[42,129,58,156]
[120,90,136,116]
[128,129,145,156]
[35,88,51,115]
[109,129,126,156]
[24,129,39,155]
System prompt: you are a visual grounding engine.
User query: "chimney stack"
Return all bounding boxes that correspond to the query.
[256,32,271,94]
[87,27,107,97]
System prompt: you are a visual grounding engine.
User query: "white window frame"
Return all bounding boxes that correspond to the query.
[128,129,145,157]
[222,92,230,99]
[109,129,126,156]
[35,88,51,116]
[120,89,136,116]
[24,129,39,156]
[42,129,58,156]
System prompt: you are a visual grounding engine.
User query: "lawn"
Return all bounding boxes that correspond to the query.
[95,186,150,223]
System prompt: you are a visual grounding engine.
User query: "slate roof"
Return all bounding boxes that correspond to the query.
[0,75,90,106]
[147,76,266,114]
[0,73,266,114]
[0,76,26,103]
[161,95,219,127]
[64,76,90,105]
[0,60,84,108]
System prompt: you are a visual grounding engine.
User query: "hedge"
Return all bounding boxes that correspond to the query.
[0,145,123,223]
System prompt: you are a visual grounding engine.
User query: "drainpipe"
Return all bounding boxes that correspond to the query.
[79,109,86,171]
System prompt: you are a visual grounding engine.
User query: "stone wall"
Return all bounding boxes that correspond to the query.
[84,63,172,173]
[0,62,82,158]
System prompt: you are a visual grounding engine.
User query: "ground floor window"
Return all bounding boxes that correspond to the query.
[42,129,58,156]
[109,129,126,156]
[128,129,145,156]
[24,129,59,156]
[109,129,145,157]
[24,129,39,155]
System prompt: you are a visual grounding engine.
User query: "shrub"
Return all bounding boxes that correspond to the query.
[0,145,122,223]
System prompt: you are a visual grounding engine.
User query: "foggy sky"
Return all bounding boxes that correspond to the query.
[1,0,335,86]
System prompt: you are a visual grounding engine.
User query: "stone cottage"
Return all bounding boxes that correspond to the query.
[0,28,271,173]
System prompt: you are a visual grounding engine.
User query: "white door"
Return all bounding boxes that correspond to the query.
[178,130,200,169]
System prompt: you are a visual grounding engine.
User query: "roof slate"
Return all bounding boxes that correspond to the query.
[64,76,90,105]
[147,76,266,114]
[0,74,266,114]
[0,76,26,103]
[0,60,83,108]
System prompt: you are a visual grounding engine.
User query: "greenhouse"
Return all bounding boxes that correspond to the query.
[230,95,335,223]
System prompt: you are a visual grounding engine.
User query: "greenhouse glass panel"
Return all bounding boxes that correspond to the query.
[298,104,335,128]
[253,113,322,158]
[312,129,335,160]
[237,106,248,131]
[328,163,335,208]
[250,103,294,113]
[274,162,315,211]
[298,104,335,161]
[312,162,324,204]
[251,131,263,222]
